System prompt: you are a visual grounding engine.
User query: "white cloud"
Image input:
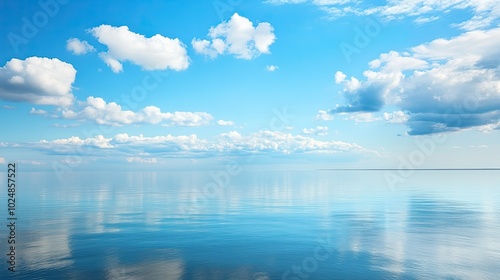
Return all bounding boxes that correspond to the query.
[266,0,500,31]
[302,128,314,134]
[49,135,113,149]
[89,25,189,72]
[30,107,48,115]
[303,126,328,136]
[20,131,373,157]
[383,111,409,124]
[66,38,95,55]
[332,27,500,135]
[18,160,45,165]
[0,57,76,107]
[334,71,346,83]
[414,16,440,24]
[192,13,276,59]
[126,157,159,164]
[0,157,5,164]
[266,65,279,72]
[32,135,114,156]
[217,120,235,126]
[98,52,123,73]
[344,113,381,123]
[476,121,500,133]
[61,96,213,126]
[469,145,488,148]
[316,110,334,121]
[53,123,80,128]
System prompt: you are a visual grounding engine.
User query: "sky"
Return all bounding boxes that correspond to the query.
[0,0,499,171]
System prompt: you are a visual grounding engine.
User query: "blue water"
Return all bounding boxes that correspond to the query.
[1,170,500,279]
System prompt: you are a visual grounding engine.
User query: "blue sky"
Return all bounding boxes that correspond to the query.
[0,0,499,171]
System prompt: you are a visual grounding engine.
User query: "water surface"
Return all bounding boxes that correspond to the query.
[1,170,499,279]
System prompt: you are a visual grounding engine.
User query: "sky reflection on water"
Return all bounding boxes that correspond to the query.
[1,170,499,279]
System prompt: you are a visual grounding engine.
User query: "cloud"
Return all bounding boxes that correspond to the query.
[0,157,5,164]
[192,13,276,59]
[384,111,409,124]
[30,107,48,115]
[0,57,76,107]
[16,131,373,157]
[469,145,488,148]
[217,120,235,126]
[414,16,440,24]
[98,52,123,73]
[316,110,334,121]
[89,25,189,72]
[476,121,500,133]
[302,126,328,136]
[126,157,159,164]
[331,27,500,135]
[266,65,279,72]
[66,38,95,55]
[21,135,112,155]
[265,0,500,31]
[331,76,387,113]
[61,96,213,126]
[343,112,381,123]
[334,71,346,83]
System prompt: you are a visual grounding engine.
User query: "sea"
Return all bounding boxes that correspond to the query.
[1,169,499,279]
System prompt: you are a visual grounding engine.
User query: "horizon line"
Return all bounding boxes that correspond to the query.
[318,168,500,171]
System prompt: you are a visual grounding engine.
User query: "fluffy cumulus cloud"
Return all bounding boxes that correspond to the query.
[89,25,189,72]
[265,0,500,31]
[61,96,213,126]
[0,57,76,107]
[14,131,374,157]
[126,157,158,164]
[331,27,500,135]
[192,13,276,59]
[66,38,95,55]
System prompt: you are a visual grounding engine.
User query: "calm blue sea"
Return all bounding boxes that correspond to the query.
[1,169,500,279]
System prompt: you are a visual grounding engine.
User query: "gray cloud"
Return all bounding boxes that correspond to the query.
[332,28,500,135]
